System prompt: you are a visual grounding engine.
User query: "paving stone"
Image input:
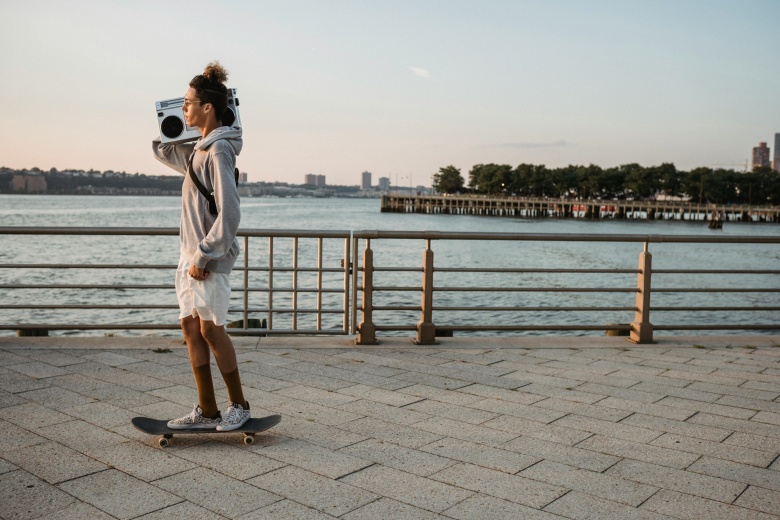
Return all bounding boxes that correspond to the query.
[576,435,701,469]
[543,490,672,520]
[0,419,47,452]
[742,380,780,393]
[16,385,96,408]
[0,469,76,520]
[629,381,723,403]
[596,396,696,421]
[34,501,117,520]
[37,419,127,453]
[174,441,286,480]
[399,383,488,405]
[62,401,136,428]
[406,398,500,424]
[659,370,746,387]
[716,394,780,414]
[723,431,780,452]
[753,410,780,426]
[90,440,197,482]
[1,441,107,484]
[536,397,632,422]
[338,417,444,448]
[6,361,72,379]
[247,465,378,517]
[242,363,354,391]
[0,458,17,474]
[641,489,778,520]
[133,501,225,520]
[520,383,607,404]
[552,414,663,443]
[574,382,667,404]
[0,389,27,409]
[59,469,180,520]
[412,416,519,447]
[651,433,776,467]
[443,494,567,520]
[0,402,76,429]
[431,462,567,509]
[336,383,423,406]
[733,485,780,517]
[392,370,474,390]
[456,383,547,404]
[339,438,456,477]
[619,413,732,442]
[267,395,364,426]
[272,415,369,451]
[467,397,567,423]
[688,412,780,439]
[275,384,362,407]
[337,398,431,425]
[258,438,372,479]
[520,460,658,506]
[654,396,757,420]
[341,497,448,519]
[20,350,86,367]
[0,349,32,366]
[688,456,780,491]
[341,464,474,512]
[485,415,593,445]
[419,436,539,474]
[155,467,279,517]
[83,351,142,366]
[501,436,621,472]
[236,499,337,519]
[605,459,746,503]
[70,361,169,391]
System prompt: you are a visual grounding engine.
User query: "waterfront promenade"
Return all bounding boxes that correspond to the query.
[1,333,779,519]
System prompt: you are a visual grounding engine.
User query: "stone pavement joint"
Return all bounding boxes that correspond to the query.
[0,334,779,519]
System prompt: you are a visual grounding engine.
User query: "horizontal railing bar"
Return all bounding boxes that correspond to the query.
[0,264,176,269]
[653,324,780,330]
[226,329,348,336]
[653,288,780,293]
[1,305,178,310]
[654,269,780,275]
[374,325,418,331]
[372,267,423,272]
[0,324,180,330]
[4,226,780,244]
[434,268,638,274]
[652,306,780,311]
[372,306,422,311]
[372,287,423,292]
[432,287,638,293]
[398,324,631,331]
[1,284,174,290]
[431,306,637,312]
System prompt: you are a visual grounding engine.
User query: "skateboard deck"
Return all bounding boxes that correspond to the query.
[132,414,281,447]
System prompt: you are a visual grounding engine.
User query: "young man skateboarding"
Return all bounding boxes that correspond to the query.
[152,61,250,431]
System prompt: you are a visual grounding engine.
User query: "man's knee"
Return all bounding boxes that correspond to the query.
[200,320,225,343]
[181,316,201,338]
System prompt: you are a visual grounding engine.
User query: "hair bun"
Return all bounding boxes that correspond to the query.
[202,61,228,84]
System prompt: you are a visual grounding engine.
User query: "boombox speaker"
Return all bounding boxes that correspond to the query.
[155,88,241,144]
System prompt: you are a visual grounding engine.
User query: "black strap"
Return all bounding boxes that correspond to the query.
[187,153,218,216]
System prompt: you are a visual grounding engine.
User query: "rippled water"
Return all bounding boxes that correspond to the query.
[1,194,778,337]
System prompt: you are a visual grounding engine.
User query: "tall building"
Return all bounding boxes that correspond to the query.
[378,177,390,191]
[361,171,372,191]
[774,133,780,172]
[316,175,326,187]
[238,171,248,184]
[305,173,317,186]
[752,142,770,170]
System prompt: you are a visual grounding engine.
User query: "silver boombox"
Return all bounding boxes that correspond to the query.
[155,87,241,144]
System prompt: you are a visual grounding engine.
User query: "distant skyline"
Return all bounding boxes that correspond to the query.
[1,0,779,186]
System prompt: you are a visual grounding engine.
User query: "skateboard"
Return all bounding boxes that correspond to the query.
[132,414,281,447]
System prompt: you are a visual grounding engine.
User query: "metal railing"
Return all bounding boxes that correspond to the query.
[1,227,779,343]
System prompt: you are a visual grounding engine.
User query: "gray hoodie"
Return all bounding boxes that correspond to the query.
[152,126,242,274]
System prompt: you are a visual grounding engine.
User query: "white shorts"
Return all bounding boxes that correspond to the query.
[175,257,232,326]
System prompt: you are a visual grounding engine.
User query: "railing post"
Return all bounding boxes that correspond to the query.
[415,239,437,345]
[630,242,654,344]
[356,239,378,345]
[243,236,249,330]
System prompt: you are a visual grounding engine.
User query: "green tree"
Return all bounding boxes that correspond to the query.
[468,164,512,194]
[432,165,464,194]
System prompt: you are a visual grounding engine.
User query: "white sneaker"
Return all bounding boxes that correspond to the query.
[217,401,250,431]
[167,404,221,430]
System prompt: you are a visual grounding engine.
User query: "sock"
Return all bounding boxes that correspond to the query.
[192,364,219,418]
[221,368,247,409]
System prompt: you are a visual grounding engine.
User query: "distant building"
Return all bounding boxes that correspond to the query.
[774,133,780,172]
[752,142,770,170]
[361,171,372,191]
[10,174,47,193]
[239,172,248,184]
[305,174,327,187]
[378,177,390,191]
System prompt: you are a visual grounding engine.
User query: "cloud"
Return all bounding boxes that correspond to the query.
[410,67,431,79]
[492,140,572,149]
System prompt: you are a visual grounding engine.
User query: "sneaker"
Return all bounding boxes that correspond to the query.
[167,404,221,430]
[216,401,251,431]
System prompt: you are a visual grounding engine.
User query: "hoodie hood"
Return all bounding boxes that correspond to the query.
[195,125,243,156]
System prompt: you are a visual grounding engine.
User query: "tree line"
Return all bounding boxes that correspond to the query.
[432,163,780,205]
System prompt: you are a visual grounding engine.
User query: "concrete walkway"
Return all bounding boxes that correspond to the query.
[1,334,779,519]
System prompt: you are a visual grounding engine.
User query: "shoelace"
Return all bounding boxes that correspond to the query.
[223,403,243,422]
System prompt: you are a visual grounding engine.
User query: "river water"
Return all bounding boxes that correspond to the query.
[1,194,778,337]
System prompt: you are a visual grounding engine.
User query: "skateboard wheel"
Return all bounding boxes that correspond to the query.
[244,434,254,445]
[159,437,170,447]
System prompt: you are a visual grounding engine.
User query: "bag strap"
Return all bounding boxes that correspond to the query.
[186,153,218,216]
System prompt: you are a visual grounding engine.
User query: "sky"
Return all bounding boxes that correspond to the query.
[1,0,779,187]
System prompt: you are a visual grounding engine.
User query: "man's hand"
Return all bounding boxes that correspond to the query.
[189,265,210,281]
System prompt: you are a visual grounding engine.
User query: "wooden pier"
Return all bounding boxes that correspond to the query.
[381,194,780,222]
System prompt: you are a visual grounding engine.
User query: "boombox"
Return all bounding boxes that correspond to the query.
[155,88,241,144]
